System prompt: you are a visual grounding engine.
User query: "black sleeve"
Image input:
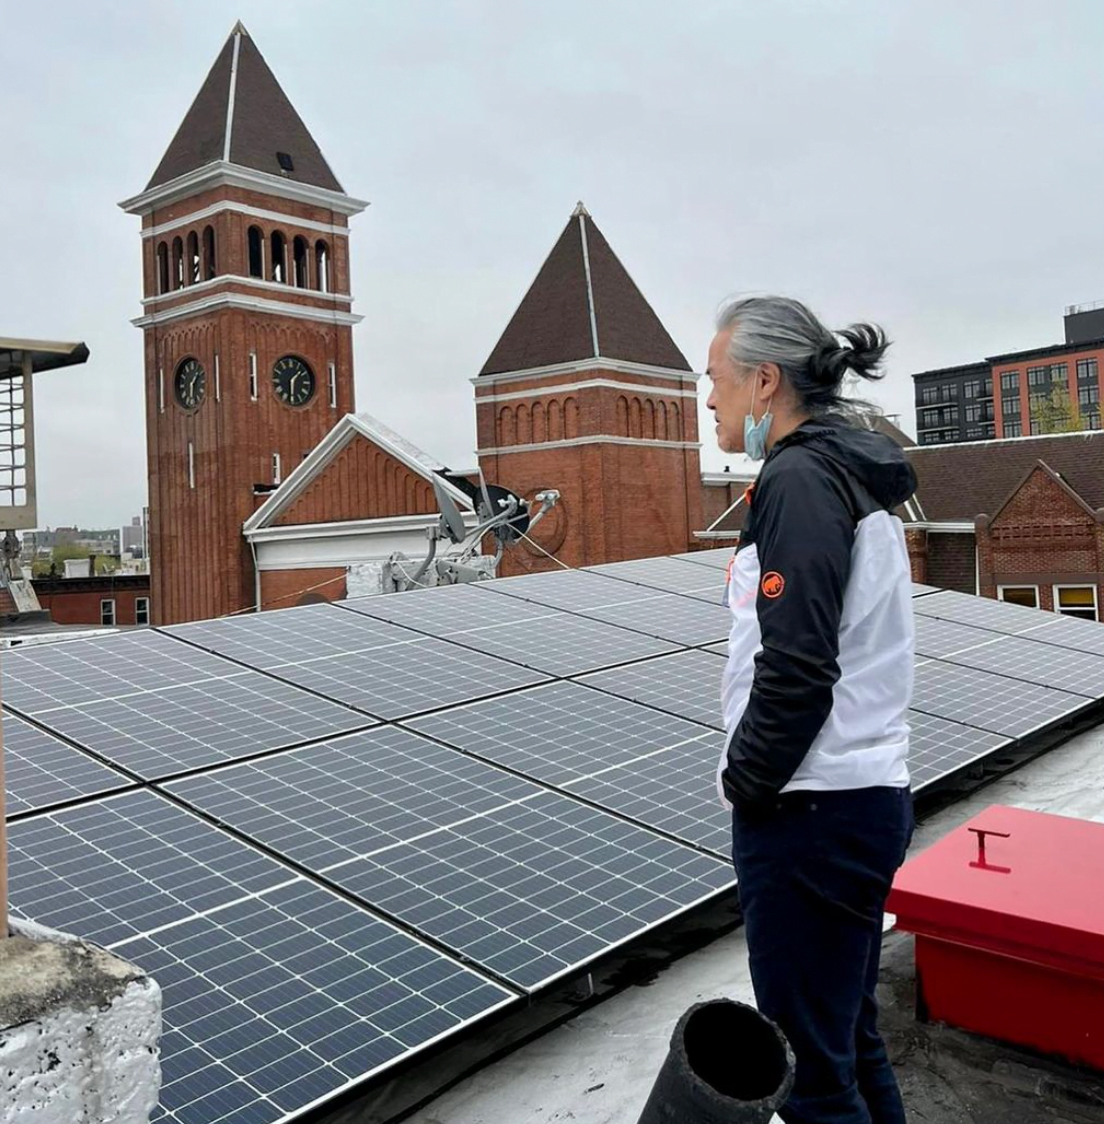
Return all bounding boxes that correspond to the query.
[722,452,855,812]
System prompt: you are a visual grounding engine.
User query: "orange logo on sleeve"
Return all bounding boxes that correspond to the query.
[761,571,786,599]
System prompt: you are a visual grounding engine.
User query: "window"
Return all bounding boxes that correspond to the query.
[214,353,221,401]
[1077,358,1098,382]
[1054,585,1098,621]
[315,240,330,293]
[328,361,337,408]
[203,225,216,279]
[100,598,116,626]
[249,352,258,399]
[982,423,995,438]
[158,367,165,413]
[980,377,993,398]
[1004,420,1023,437]
[293,236,309,288]
[272,453,282,485]
[270,231,287,283]
[963,380,982,399]
[135,597,150,626]
[1027,366,1049,387]
[187,231,200,285]
[966,424,982,439]
[1050,363,1068,382]
[156,242,169,294]
[1002,396,1021,416]
[1091,414,1103,430]
[965,404,981,423]
[999,586,1038,609]
[247,226,264,278]
[171,236,184,290]
[1079,384,1099,408]
[187,441,195,489]
[1000,371,1020,393]
[1030,418,1042,435]
[939,383,958,402]
[919,385,940,406]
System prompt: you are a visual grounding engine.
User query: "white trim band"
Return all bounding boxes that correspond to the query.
[477,435,702,455]
[143,274,352,307]
[473,358,700,386]
[475,378,700,403]
[132,291,362,329]
[142,200,350,241]
[120,161,369,217]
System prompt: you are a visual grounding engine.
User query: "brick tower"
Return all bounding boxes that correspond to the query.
[475,204,703,575]
[120,23,365,624]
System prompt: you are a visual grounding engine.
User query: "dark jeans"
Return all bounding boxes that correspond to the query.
[731,786,914,1124]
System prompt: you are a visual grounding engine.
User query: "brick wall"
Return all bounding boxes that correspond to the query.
[33,575,152,626]
[259,567,347,611]
[926,532,975,594]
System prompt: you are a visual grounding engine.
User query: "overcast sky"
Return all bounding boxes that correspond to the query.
[6,1,1104,528]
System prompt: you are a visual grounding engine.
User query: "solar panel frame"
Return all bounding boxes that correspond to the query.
[473,569,655,613]
[584,557,726,604]
[7,790,515,1124]
[906,710,1012,791]
[669,547,736,571]
[1,710,131,816]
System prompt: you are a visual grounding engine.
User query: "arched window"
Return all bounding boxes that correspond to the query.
[171,237,184,290]
[498,405,516,445]
[314,240,330,293]
[516,403,531,443]
[658,400,669,441]
[615,396,628,436]
[644,399,656,439]
[670,401,682,437]
[532,402,546,443]
[629,397,643,438]
[186,231,200,285]
[247,226,264,278]
[270,231,287,283]
[548,399,563,440]
[565,397,579,439]
[293,236,309,289]
[156,242,169,294]
[203,226,216,280]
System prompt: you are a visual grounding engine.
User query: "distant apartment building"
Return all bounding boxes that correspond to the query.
[913,303,1104,445]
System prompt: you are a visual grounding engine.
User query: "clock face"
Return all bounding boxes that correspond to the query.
[174,358,206,410]
[272,355,315,407]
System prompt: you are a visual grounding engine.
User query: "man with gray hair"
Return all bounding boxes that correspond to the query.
[708,296,917,1123]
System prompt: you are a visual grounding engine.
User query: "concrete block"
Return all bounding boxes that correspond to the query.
[0,918,161,1124]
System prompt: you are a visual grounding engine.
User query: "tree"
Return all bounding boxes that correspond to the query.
[1030,384,1082,435]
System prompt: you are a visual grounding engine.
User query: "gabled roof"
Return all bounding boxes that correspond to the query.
[907,431,1104,523]
[244,412,472,534]
[147,23,343,193]
[480,203,691,376]
[987,460,1101,525]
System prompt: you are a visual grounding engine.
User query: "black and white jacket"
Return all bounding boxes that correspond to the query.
[717,418,918,813]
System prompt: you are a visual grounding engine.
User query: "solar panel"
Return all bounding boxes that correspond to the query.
[258,638,549,719]
[1,630,250,714]
[575,649,728,730]
[478,574,731,647]
[166,728,733,991]
[912,657,1090,736]
[703,641,730,657]
[341,582,555,636]
[23,674,376,780]
[1,710,130,816]
[167,603,424,671]
[406,682,728,854]
[410,615,680,678]
[906,710,1012,790]
[914,589,1063,636]
[913,615,1010,658]
[670,547,736,570]
[584,557,725,604]
[1017,614,1104,658]
[7,791,513,1124]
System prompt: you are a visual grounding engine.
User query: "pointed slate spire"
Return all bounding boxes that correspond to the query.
[146,23,343,193]
[480,205,690,376]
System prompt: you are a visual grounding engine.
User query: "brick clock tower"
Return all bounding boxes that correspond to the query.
[476,204,703,575]
[120,23,365,625]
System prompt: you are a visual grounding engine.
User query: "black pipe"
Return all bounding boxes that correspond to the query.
[636,999,794,1124]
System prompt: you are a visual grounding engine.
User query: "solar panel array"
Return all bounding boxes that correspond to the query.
[6,550,1104,1123]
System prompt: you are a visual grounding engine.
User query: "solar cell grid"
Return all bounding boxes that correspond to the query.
[342,582,555,636]
[585,556,725,603]
[165,729,733,990]
[670,547,736,570]
[914,590,1060,635]
[906,711,1011,790]
[1,630,248,714]
[7,792,513,1124]
[166,603,423,671]
[570,593,731,647]
[29,675,375,780]
[479,569,663,613]
[1,710,130,815]
[575,649,728,730]
[912,657,1088,736]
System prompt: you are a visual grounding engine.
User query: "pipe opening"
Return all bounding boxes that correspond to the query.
[683,1001,789,1102]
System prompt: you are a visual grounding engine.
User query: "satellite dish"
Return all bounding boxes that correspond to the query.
[477,466,529,543]
[432,476,468,544]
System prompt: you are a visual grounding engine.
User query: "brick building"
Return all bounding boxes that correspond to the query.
[119,23,364,625]
[913,303,1104,444]
[32,574,152,627]
[905,431,1104,620]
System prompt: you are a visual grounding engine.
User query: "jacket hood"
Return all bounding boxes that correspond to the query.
[772,417,917,510]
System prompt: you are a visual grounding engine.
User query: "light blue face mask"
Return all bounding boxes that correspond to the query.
[743,399,774,462]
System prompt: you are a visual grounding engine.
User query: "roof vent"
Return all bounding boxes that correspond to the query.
[276,151,294,174]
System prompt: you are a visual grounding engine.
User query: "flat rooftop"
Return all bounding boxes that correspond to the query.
[401,723,1104,1124]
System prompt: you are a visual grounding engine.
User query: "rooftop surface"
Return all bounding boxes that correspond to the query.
[402,724,1104,1124]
